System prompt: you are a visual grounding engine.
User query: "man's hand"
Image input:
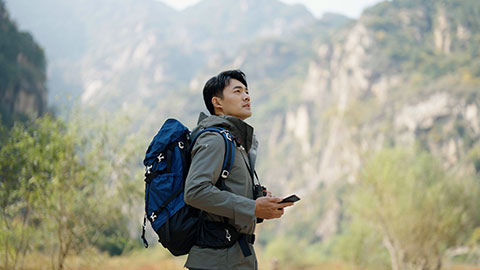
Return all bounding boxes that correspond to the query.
[254,196,294,219]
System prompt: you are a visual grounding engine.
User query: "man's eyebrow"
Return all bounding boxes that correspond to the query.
[232,85,248,90]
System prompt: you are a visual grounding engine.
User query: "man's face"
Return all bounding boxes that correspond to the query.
[214,79,252,120]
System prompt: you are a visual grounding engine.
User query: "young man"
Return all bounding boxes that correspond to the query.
[184,70,293,270]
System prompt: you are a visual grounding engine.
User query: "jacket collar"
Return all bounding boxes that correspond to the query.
[196,112,254,152]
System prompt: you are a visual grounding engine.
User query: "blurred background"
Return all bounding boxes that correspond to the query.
[1,0,480,269]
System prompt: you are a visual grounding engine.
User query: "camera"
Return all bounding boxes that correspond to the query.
[253,184,267,223]
[253,184,267,199]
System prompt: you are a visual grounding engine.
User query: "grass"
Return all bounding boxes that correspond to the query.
[83,247,186,270]
[7,247,480,270]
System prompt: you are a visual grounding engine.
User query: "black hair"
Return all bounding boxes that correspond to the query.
[203,69,248,115]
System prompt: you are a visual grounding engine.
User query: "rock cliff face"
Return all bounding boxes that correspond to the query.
[7,0,316,113]
[6,0,480,243]
[0,1,46,126]
[260,0,480,240]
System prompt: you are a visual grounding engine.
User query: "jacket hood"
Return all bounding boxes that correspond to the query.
[193,112,254,152]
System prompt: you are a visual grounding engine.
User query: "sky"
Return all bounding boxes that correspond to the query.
[156,0,385,18]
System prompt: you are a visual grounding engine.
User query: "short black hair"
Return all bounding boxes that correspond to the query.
[203,69,248,115]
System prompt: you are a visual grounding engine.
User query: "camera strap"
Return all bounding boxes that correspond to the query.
[238,145,261,187]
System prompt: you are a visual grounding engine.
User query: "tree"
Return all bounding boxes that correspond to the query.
[0,114,140,270]
[349,147,480,270]
[0,118,52,269]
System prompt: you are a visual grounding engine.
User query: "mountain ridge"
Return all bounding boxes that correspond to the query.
[4,0,480,255]
[0,0,46,126]
[7,0,334,111]
[262,0,480,242]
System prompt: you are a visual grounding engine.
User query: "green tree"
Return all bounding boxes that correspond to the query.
[0,116,93,269]
[0,118,53,269]
[349,147,480,270]
[0,114,141,270]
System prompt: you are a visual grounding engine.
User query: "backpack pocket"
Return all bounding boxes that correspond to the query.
[196,221,240,249]
[146,173,185,231]
[157,204,200,256]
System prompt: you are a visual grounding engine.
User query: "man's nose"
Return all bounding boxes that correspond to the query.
[243,92,250,101]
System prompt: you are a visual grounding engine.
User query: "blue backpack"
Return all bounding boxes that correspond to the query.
[140,118,236,256]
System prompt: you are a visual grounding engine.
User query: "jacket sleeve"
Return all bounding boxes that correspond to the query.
[184,131,256,227]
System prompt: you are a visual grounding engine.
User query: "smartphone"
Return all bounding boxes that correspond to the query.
[280,194,300,203]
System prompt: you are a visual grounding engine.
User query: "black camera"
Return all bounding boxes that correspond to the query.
[253,184,267,199]
[253,184,267,223]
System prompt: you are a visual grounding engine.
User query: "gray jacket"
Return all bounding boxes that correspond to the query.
[184,112,258,270]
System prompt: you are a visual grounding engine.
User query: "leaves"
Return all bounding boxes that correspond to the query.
[0,113,141,269]
[347,147,480,269]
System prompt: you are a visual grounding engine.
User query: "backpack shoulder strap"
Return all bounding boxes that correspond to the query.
[190,127,236,187]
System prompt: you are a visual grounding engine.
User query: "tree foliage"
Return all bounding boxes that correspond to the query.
[347,147,480,270]
[0,114,141,270]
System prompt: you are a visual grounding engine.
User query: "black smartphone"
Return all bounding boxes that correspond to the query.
[280,194,300,203]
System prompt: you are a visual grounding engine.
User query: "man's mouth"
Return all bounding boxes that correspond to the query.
[243,104,251,109]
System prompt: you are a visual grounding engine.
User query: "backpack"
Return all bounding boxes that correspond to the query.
[140,118,236,256]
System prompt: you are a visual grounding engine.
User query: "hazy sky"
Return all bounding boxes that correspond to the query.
[156,0,385,18]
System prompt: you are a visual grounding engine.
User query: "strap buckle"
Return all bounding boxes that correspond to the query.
[221,170,229,179]
[225,229,232,242]
[178,141,185,149]
[220,130,233,141]
[145,164,152,174]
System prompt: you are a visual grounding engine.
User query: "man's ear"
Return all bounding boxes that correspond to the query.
[212,96,222,111]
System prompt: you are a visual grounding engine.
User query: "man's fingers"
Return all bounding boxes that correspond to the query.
[268,196,284,203]
[268,208,284,219]
[255,196,294,219]
[278,202,294,208]
[277,208,285,218]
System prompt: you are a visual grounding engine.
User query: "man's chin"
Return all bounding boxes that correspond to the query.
[241,111,252,120]
[229,109,252,120]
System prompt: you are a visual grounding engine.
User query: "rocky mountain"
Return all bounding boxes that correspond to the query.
[6,0,480,249]
[6,0,322,115]
[260,0,480,241]
[5,0,350,241]
[0,0,46,126]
